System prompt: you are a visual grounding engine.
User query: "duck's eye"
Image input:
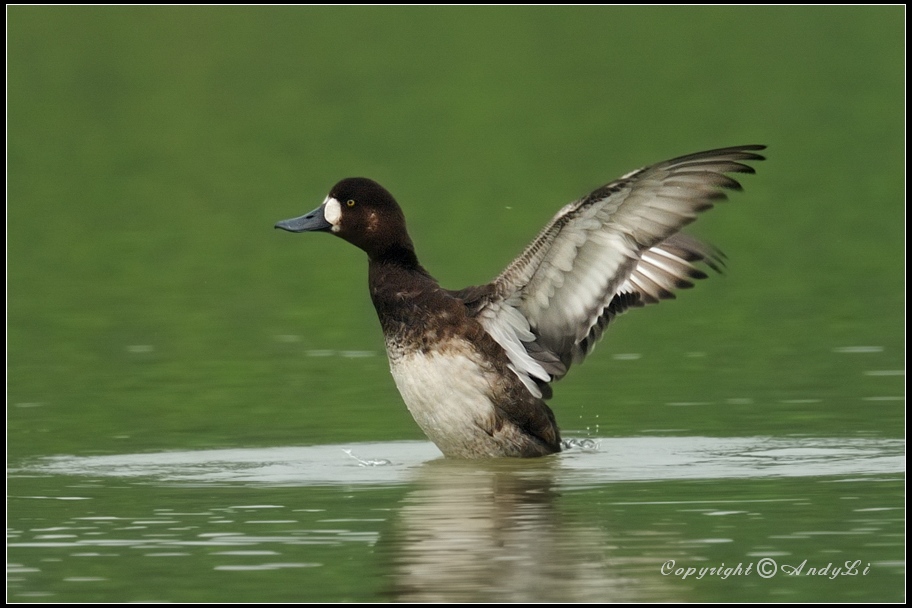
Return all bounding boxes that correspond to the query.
[346,199,356,207]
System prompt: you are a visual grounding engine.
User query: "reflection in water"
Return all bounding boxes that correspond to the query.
[7,436,905,602]
[385,458,671,602]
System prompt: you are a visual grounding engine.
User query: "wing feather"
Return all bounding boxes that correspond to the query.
[475,145,764,391]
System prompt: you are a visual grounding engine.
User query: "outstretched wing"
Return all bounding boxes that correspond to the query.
[474,145,765,397]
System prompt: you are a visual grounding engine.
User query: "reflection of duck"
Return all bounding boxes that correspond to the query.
[383,459,615,602]
[277,146,765,458]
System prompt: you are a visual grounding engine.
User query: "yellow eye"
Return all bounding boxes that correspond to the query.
[346,199,356,207]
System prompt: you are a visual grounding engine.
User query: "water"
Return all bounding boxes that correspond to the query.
[8,438,904,602]
[13,436,905,485]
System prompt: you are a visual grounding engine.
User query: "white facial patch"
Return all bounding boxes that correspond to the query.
[323,197,342,233]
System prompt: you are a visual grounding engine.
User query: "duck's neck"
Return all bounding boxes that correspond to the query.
[368,244,441,341]
[370,242,422,270]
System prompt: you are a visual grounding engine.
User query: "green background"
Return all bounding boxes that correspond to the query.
[9,6,904,455]
[7,6,904,602]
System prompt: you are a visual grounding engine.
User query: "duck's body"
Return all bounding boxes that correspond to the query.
[370,258,560,457]
[276,145,765,458]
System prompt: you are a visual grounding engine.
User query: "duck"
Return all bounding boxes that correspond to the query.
[275,145,765,458]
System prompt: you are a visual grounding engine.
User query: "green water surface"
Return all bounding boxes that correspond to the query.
[8,6,904,602]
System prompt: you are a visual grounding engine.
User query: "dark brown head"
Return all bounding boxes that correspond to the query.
[275,178,416,261]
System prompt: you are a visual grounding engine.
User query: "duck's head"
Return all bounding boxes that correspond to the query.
[275,177,414,260]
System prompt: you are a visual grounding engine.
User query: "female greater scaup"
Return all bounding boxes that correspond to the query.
[276,145,765,458]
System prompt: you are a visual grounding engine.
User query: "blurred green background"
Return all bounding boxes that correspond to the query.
[8,6,904,460]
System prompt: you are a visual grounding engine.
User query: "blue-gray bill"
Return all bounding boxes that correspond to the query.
[275,205,331,232]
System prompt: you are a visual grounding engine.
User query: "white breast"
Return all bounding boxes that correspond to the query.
[387,341,499,458]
